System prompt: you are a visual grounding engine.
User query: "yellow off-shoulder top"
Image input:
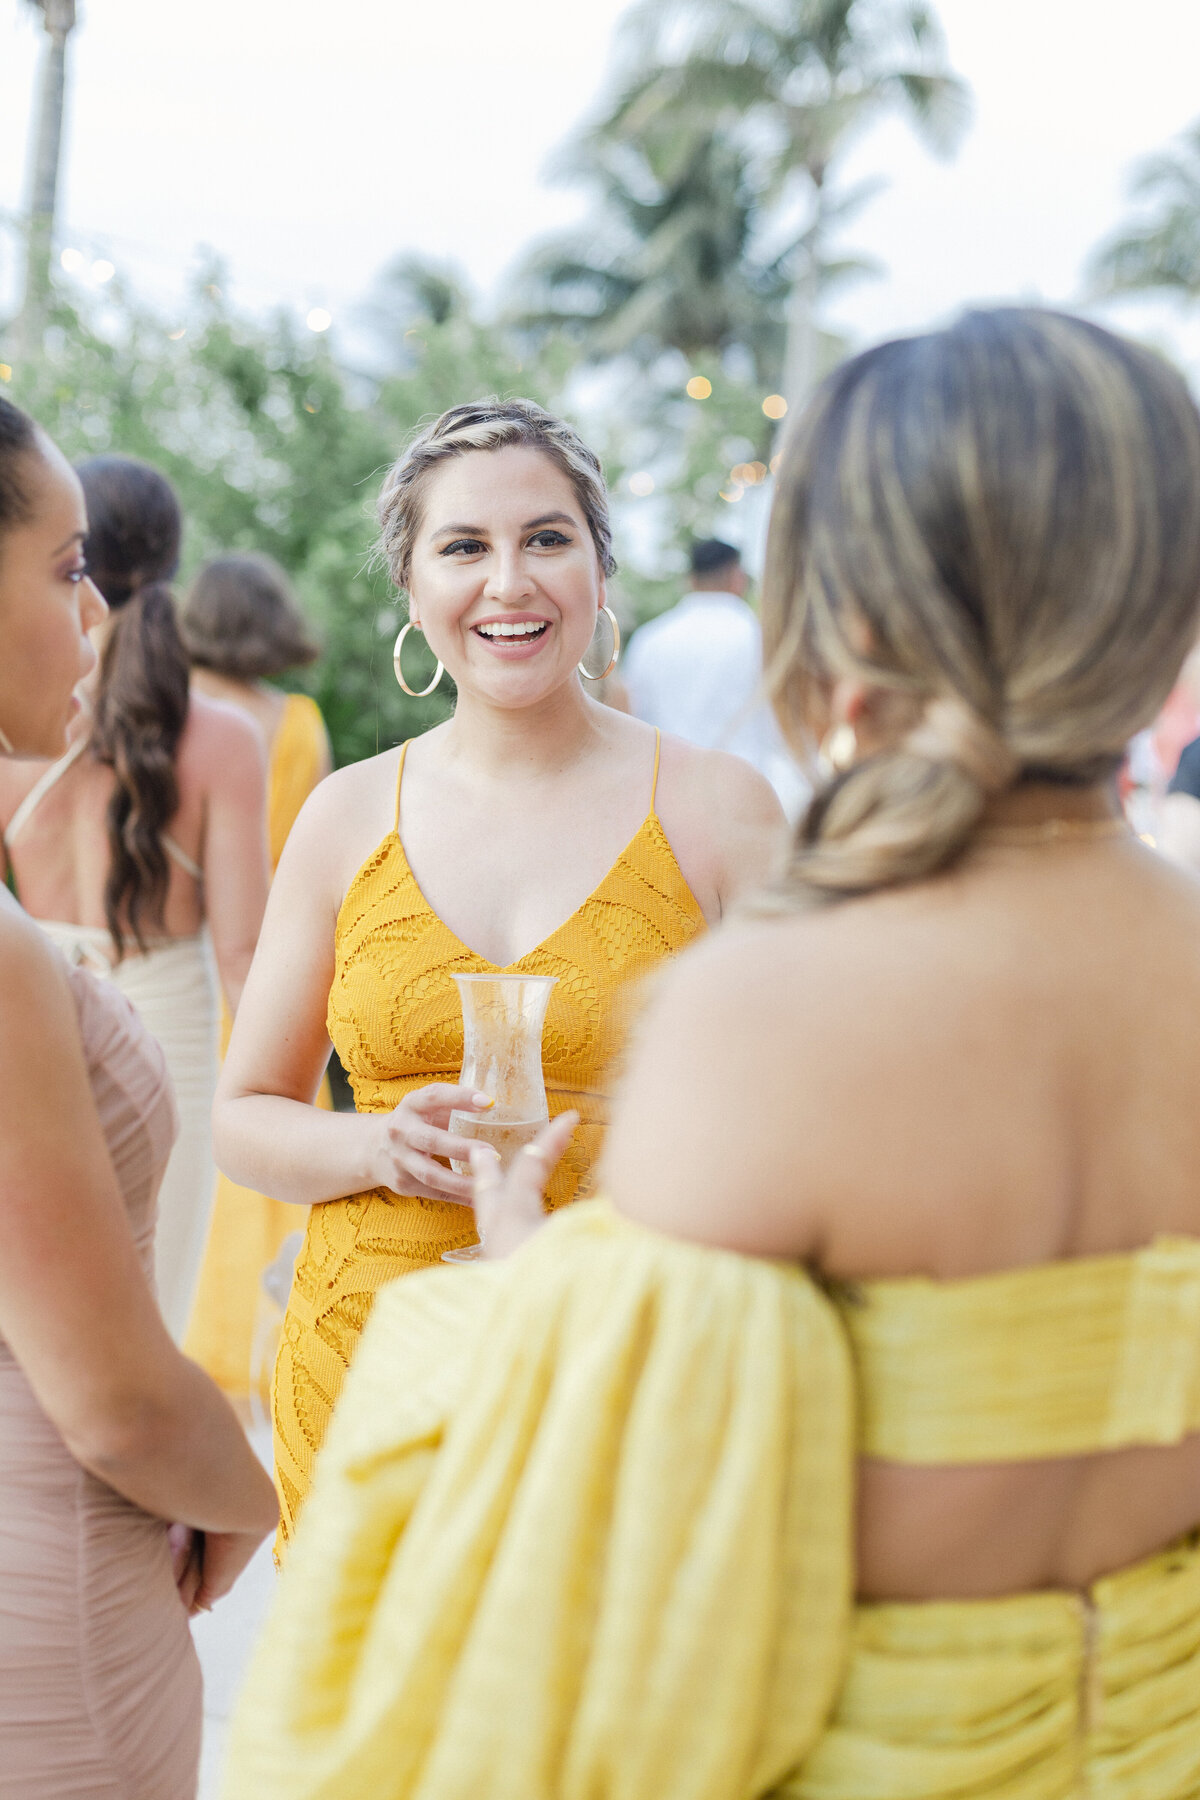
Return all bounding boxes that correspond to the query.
[227,1203,1200,1800]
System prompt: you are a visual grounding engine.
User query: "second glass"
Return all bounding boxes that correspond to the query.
[442,972,557,1263]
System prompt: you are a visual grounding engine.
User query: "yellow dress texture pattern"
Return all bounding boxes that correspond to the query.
[271,735,705,1543]
[185,694,331,1393]
[226,1206,1200,1800]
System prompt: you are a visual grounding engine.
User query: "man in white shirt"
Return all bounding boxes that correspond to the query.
[623,539,808,815]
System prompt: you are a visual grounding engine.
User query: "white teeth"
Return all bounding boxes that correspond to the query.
[477,621,546,639]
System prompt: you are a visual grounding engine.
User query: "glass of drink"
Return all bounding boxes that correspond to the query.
[442,973,557,1263]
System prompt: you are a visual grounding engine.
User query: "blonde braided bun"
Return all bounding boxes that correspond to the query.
[760,307,1200,906]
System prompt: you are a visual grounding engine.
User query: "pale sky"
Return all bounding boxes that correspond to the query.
[3,0,1200,366]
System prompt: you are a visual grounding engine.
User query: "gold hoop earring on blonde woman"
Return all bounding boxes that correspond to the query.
[578,606,621,682]
[0,724,13,755]
[393,621,444,698]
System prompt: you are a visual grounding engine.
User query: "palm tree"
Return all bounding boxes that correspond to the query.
[1089,124,1200,302]
[508,128,802,388]
[16,0,78,356]
[603,0,969,402]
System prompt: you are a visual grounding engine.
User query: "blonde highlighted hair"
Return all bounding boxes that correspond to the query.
[377,398,616,593]
[762,307,1200,904]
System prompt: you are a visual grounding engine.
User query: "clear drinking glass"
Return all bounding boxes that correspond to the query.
[442,972,557,1264]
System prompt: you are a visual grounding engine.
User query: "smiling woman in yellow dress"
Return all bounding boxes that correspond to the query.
[227,311,1200,1800]
[213,400,785,1543]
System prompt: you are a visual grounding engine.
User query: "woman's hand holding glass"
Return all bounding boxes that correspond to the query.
[369,1084,498,1204]
[468,1109,580,1259]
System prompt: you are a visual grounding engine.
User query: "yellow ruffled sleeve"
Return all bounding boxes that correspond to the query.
[223,1200,856,1800]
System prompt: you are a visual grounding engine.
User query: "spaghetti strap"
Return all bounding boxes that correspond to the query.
[650,728,662,813]
[162,833,204,882]
[393,741,410,836]
[3,735,88,851]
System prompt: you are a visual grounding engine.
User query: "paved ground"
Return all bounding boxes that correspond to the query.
[192,1425,277,1798]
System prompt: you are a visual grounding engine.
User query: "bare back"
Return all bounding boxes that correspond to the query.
[602,831,1200,1599]
[0,695,269,1008]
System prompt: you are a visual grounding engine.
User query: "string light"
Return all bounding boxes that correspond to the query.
[762,394,788,420]
[686,375,712,399]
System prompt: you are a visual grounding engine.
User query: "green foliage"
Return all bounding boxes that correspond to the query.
[1089,123,1200,302]
[0,261,578,764]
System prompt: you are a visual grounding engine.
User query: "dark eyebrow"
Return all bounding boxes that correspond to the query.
[53,530,86,554]
[431,512,577,539]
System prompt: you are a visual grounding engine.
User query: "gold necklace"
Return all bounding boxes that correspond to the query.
[975,817,1131,846]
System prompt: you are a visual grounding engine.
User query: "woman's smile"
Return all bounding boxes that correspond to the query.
[469,612,554,658]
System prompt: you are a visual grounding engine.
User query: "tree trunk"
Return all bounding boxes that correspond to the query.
[16,1,77,361]
[782,175,827,411]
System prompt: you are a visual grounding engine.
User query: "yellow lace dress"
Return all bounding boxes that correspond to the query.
[185,694,332,1393]
[271,733,706,1542]
[227,1204,1200,1800]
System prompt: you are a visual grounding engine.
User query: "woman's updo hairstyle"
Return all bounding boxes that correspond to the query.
[76,455,190,955]
[377,397,616,594]
[183,552,319,680]
[762,306,1200,905]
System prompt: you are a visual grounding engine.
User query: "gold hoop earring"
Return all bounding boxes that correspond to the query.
[578,606,621,682]
[818,721,857,777]
[393,622,444,698]
[0,724,13,756]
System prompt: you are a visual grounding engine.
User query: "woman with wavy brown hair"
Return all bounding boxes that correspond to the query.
[229,310,1200,1799]
[0,458,270,1341]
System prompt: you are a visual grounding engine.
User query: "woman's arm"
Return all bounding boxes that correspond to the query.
[0,919,277,1543]
[658,739,789,921]
[707,752,789,911]
[196,702,271,1013]
[214,771,488,1207]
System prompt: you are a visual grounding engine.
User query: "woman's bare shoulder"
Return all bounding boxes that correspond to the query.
[652,733,788,911]
[0,898,77,1057]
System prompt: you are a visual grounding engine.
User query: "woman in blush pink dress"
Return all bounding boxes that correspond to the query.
[0,397,278,1797]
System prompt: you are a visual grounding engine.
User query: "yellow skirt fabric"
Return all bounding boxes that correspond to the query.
[786,1534,1200,1797]
[222,1202,1200,1800]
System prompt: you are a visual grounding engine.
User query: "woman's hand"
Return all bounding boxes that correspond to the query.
[369,1084,497,1205]
[190,1526,272,1615]
[470,1110,580,1260]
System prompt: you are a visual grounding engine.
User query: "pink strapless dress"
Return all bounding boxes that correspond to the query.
[0,959,202,1796]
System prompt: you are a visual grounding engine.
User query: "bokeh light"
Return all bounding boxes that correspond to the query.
[306,307,332,333]
[686,375,712,399]
[628,470,655,496]
[91,259,115,284]
[762,394,788,419]
[59,247,84,273]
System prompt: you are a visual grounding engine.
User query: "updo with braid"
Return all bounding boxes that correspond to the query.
[762,307,1200,904]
